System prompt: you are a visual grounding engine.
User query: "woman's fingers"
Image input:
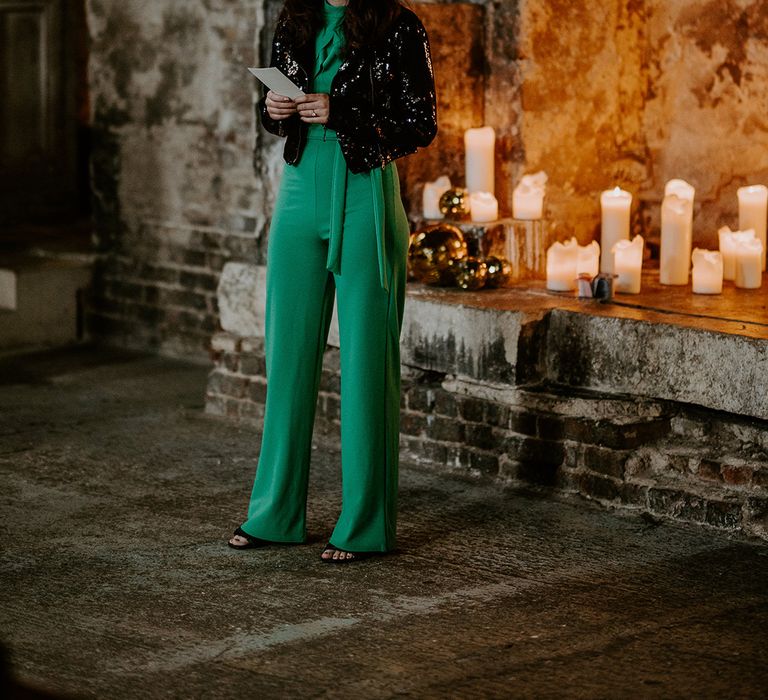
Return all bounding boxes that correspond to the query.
[295,93,330,124]
[267,91,330,123]
[267,90,295,105]
[266,90,297,119]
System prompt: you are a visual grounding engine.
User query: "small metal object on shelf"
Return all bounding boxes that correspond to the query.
[591,273,618,301]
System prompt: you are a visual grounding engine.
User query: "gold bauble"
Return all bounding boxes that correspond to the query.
[452,256,488,290]
[409,223,468,286]
[438,187,470,219]
[484,256,513,288]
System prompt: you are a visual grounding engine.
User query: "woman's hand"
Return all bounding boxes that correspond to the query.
[266,90,298,120]
[294,93,330,125]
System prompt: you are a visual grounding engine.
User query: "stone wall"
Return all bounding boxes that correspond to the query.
[84,0,768,358]
[86,0,265,359]
[643,0,768,247]
[513,0,649,242]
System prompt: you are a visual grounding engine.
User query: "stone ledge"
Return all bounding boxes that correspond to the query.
[216,261,768,418]
[544,309,768,420]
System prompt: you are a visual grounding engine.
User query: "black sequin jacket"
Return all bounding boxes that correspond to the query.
[257,6,438,174]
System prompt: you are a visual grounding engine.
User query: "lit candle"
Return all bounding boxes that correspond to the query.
[464,126,495,195]
[718,226,755,281]
[422,175,452,220]
[513,171,548,220]
[660,194,693,285]
[612,235,644,294]
[577,240,600,278]
[546,237,579,291]
[600,187,632,273]
[691,249,723,294]
[738,185,768,270]
[468,191,498,223]
[734,237,763,289]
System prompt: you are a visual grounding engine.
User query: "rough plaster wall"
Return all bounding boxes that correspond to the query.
[484,0,524,220]
[482,0,768,247]
[644,0,768,248]
[516,0,649,243]
[86,0,265,358]
[88,0,264,241]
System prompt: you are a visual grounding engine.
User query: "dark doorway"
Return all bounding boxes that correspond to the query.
[0,0,91,246]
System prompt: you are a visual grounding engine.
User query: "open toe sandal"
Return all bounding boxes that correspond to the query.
[320,542,378,564]
[227,526,273,550]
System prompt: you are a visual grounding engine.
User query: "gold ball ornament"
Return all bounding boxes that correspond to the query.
[439,187,470,219]
[409,223,468,286]
[452,256,488,290]
[484,256,513,288]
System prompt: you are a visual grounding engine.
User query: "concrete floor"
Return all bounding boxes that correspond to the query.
[1,344,767,699]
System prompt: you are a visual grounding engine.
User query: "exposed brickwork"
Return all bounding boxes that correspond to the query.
[206,331,768,542]
[87,226,261,357]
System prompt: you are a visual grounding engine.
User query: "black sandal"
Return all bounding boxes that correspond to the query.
[227,526,272,550]
[320,542,378,563]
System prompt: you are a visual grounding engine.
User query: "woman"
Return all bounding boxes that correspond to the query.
[228,0,437,563]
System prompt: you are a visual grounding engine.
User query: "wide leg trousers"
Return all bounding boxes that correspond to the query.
[239,131,410,552]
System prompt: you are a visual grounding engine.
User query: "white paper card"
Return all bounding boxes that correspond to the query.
[247,67,305,99]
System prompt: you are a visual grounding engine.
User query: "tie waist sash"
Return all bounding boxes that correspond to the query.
[308,129,390,293]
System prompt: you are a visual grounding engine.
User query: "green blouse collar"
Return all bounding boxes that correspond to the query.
[323,0,346,16]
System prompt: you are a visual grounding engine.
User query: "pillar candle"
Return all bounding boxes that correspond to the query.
[422,175,452,220]
[691,249,723,294]
[612,235,644,294]
[469,191,498,223]
[546,237,579,291]
[734,237,763,289]
[577,241,600,278]
[660,194,694,285]
[600,187,632,273]
[738,185,768,270]
[464,126,495,195]
[513,171,548,220]
[718,226,756,281]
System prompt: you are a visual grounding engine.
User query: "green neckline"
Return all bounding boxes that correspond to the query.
[323,0,346,14]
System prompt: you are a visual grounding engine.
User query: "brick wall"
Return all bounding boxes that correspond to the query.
[88,224,261,358]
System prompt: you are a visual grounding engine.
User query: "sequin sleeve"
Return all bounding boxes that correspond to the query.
[369,15,438,152]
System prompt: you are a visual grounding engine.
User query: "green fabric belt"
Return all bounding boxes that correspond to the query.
[326,147,389,293]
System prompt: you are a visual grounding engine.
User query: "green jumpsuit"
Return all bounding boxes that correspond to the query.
[238,1,410,552]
